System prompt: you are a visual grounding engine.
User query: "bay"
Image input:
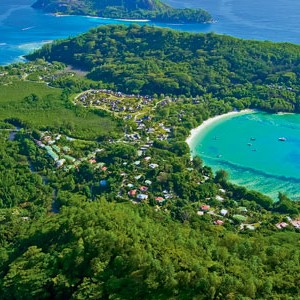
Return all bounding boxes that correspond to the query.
[189,112,300,200]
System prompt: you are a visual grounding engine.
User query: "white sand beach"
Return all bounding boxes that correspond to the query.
[115,18,150,22]
[186,109,254,147]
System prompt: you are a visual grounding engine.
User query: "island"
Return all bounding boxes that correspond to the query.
[32,0,212,23]
[0,25,300,299]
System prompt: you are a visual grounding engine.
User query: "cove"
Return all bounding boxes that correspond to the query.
[188,111,300,201]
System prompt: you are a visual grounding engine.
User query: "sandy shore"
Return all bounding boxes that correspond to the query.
[186,109,255,147]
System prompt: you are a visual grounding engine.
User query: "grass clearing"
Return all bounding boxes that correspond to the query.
[0,81,121,139]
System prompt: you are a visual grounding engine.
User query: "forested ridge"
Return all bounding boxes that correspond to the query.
[32,0,212,23]
[1,197,300,299]
[28,24,300,113]
[0,25,300,299]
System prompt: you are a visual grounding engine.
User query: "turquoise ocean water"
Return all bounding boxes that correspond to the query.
[189,112,300,200]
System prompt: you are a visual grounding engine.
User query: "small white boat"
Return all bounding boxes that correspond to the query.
[278,137,287,141]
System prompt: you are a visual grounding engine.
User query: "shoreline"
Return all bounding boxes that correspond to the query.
[186,109,255,148]
[52,13,150,22]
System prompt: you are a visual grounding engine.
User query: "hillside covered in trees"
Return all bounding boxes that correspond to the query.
[32,0,212,23]
[28,24,300,113]
[1,25,300,299]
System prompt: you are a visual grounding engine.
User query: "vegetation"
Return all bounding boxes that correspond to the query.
[1,198,300,299]
[28,24,300,113]
[32,0,212,23]
[0,61,122,140]
[0,25,300,298]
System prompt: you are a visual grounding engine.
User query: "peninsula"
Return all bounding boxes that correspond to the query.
[32,0,212,23]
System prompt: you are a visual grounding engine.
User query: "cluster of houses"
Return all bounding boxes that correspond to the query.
[4,60,64,83]
[12,74,296,232]
[126,180,172,205]
[276,218,300,230]
[195,193,259,229]
[73,90,300,231]
[34,132,104,171]
[75,89,154,113]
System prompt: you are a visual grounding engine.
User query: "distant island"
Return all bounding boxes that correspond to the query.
[32,0,212,23]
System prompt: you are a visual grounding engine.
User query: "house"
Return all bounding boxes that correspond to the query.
[140,186,148,192]
[149,163,159,169]
[47,150,59,161]
[56,159,66,168]
[165,194,173,199]
[291,220,300,229]
[201,205,210,211]
[275,222,289,229]
[237,207,248,213]
[243,224,256,230]
[214,220,224,225]
[128,190,137,197]
[197,211,204,216]
[145,180,152,185]
[52,145,61,153]
[155,197,165,205]
[216,195,224,202]
[220,209,228,216]
[137,194,148,201]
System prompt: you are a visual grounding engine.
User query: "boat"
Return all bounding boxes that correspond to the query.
[21,26,35,31]
[278,137,287,141]
[250,137,256,141]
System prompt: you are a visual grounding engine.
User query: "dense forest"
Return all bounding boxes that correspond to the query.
[28,24,300,113]
[0,25,300,299]
[32,0,212,23]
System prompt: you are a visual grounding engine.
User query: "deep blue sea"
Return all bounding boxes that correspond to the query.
[2,0,300,65]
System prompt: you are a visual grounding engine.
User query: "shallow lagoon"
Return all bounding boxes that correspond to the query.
[189,112,300,200]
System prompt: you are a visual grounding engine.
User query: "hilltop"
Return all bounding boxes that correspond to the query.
[27,24,300,113]
[32,0,212,23]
